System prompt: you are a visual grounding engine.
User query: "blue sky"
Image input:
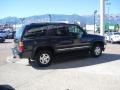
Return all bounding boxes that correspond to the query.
[0,0,119,19]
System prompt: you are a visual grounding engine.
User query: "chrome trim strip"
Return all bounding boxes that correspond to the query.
[57,46,90,51]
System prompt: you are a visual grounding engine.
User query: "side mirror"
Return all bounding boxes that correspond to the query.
[80,32,85,37]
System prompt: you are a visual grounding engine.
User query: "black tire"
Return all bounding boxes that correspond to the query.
[91,44,102,57]
[110,39,114,44]
[1,40,4,43]
[36,50,53,67]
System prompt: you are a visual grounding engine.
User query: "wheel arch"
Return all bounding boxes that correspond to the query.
[92,41,105,51]
[31,46,55,60]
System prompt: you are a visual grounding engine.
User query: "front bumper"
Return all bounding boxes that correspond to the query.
[0,37,5,43]
[112,39,120,42]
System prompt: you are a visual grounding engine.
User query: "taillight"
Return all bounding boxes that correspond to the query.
[18,41,24,52]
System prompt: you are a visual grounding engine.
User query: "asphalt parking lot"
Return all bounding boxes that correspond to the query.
[0,39,120,90]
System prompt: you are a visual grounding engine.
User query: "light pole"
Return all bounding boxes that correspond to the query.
[100,0,105,36]
[49,14,52,22]
[94,10,97,34]
[106,0,111,32]
[20,18,25,26]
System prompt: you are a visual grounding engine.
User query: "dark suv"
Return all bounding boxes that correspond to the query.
[13,23,105,67]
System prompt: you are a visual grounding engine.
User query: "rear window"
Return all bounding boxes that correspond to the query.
[24,26,48,38]
[15,26,24,39]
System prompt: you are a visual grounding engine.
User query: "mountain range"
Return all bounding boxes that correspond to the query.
[0,14,120,25]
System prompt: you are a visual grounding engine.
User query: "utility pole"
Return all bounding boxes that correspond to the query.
[20,18,25,26]
[49,14,52,22]
[106,0,111,32]
[94,10,97,34]
[100,0,105,36]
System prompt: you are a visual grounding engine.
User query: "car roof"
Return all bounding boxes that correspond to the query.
[27,22,77,27]
[24,22,79,30]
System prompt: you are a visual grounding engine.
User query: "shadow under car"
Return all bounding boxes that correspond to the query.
[29,51,120,70]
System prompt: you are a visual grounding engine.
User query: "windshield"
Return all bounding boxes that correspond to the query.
[15,26,24,39]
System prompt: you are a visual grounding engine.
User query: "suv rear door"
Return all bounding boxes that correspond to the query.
[68,25,91,49]
[23,25,50,56]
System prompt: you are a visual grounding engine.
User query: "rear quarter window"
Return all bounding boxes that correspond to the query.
[24,26,48,38]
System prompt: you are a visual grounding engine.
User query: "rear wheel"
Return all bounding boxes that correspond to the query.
[91,44,102,57]
[36,50,53,67]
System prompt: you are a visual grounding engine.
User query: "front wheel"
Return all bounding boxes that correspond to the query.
[36,50,53,67]
[91,44,102,57]
[110,39,114,44]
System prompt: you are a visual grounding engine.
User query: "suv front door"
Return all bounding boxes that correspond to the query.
[68,25,91,50]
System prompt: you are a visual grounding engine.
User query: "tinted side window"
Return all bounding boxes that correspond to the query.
[24,26,47,38]
[68,25,84,37]
[53,25,69,36]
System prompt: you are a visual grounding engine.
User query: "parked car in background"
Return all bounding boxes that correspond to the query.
[7,31,16,39]
[0,36,5,43]
[0,30,6,43]
[0,30,8,38]
[105,32,120,43]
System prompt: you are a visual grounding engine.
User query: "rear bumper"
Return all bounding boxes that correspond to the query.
[12,47,31,59]
[12,47,22,58]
